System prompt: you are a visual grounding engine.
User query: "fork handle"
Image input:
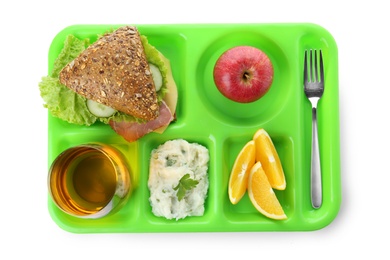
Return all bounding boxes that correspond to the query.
[311,107,322,208]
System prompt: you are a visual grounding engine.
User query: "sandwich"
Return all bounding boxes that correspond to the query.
[39,25,177,142]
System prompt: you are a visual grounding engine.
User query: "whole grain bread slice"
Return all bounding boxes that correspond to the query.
[59,26,159,121]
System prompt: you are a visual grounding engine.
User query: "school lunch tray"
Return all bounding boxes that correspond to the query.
[46,23,341,233]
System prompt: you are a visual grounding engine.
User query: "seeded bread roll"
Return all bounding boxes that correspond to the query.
[59,26,159,121]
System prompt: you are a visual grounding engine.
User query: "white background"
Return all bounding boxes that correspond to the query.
[1,0,388,259]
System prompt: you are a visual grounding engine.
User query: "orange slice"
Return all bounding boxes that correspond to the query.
[228,140,256,204]
[253,128,286,190]
[248,161,287,220]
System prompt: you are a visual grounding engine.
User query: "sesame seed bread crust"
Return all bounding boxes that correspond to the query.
[59,26,159,121]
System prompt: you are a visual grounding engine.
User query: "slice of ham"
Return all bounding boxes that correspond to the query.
[109,101,174,142]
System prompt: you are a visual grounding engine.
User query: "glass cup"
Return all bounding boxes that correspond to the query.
[48,143,132,219]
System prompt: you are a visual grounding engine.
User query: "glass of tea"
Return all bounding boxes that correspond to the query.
[48,143,132,219]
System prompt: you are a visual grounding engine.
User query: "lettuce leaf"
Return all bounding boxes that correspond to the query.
[39,76,97,125]
[39,35,97,125]
[51,35,89,78]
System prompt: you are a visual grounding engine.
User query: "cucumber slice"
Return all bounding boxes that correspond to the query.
[87,99,116,118]
[149,63,163,91]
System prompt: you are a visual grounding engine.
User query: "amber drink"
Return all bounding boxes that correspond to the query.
[48,143,131,219]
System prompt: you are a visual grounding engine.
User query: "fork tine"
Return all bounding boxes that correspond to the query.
[319,50,324,83]
[314,50,318,82]
[304,50,308,81]
[309,50,314,82]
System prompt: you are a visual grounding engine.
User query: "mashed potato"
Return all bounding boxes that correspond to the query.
[148,139,209,220]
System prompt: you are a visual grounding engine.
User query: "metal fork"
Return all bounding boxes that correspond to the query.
[304,49,324,209]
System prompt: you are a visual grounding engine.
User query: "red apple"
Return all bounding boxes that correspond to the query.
[213,46,274,103]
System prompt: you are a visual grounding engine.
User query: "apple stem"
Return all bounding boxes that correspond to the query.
[243,71,251,81]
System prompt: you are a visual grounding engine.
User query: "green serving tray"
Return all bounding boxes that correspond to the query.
[46,23,341,233]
